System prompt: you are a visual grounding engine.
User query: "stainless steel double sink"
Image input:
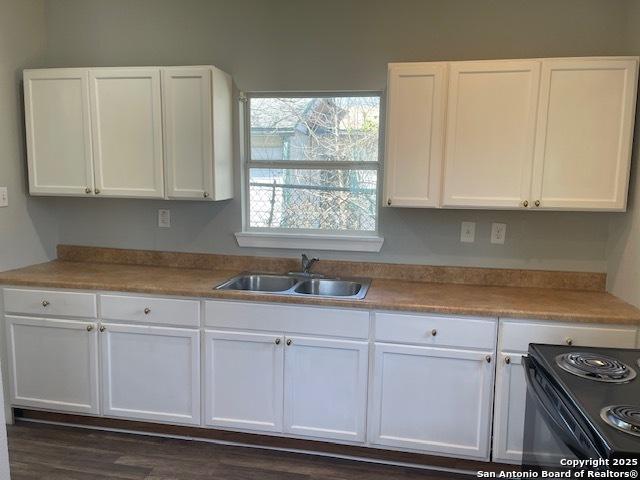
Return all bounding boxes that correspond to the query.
[215,273,371,300]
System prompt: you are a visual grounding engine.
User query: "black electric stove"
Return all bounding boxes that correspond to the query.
[523,344,640,472]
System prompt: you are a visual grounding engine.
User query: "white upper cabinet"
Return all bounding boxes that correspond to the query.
[384,63,447,207]
[384,56,638,211]
[441,60,540,208]
[90,68,165,198]
[23,69,94,196]
[162,67,233,201]
[23,65,234,200]
[531,58,638,211]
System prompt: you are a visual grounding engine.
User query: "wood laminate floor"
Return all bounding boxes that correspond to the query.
[8,422,473,480]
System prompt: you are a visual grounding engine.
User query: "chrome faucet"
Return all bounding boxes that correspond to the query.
[301,254,319,275]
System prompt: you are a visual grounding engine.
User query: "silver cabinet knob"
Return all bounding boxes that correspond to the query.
[286,338,292,346]
[566,338,573,346]
[203,192,209,198]
[41,300,50,307]
[431,329,437,336]
[86,325,94,332]
[275,338,281,345]
[387,198,392,206]
[505,356,511,365]
[534,200,541,207]
[522,200,529,208]
[144,307,151,315]
[486,355,492,363]
[99,325,106,333]
[94,188,101,195]
[85,187,92,194]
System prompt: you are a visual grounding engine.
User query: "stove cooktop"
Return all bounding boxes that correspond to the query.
[529,344,640,457]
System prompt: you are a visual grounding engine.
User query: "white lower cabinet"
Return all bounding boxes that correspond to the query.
[492,320,639,464]
[284,336,368,442]
[203,330,369,443]
[492,352,568,465]
[369,343,495,460]
[5,315,99,414]
[7,287,640,466]
[100,323,200,425]
[492,353,532,463]
[203,330,284,432]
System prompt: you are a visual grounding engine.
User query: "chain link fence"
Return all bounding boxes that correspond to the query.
[249,169,377,231]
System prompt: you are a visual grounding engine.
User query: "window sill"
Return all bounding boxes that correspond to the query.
[234,232,384,252]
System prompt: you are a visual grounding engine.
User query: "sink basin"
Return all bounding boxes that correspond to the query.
[294,279,364,298]
[215,273,370,300]
[216,274,298,293]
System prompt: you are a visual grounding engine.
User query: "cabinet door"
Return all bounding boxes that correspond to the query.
[283,336,368,442]
[492,353,571,464]
[162,67,214,200]
[204,330,284,432]
[492,353,527,463]
[531,58,638,211]
[90,68,164,198]
[100,323,200,425]
[384,63,447,207]
[23,69,94,196]
[442,61,540,208]
[5,316,98,414]
[369,343,494,460]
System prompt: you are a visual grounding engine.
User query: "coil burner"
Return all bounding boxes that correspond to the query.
[555,352,636,383]
[601,405,640,437]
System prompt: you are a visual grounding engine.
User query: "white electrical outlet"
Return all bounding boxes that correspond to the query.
[158,209,171,228]
[0,187,7,207]
[460,221,476,243]
[491,222,507,244]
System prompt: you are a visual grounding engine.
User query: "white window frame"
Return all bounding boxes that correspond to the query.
[235,91,384,252]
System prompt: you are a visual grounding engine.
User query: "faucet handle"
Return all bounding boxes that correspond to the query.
[301,253,319,273]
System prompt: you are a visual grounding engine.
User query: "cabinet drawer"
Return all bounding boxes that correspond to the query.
[500,320,638,352]
[100,295,200,327]
[3,288,97,318]
[375,311,497,349]
[205,300,369,339]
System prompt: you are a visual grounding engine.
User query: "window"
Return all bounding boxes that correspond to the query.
[239,93,382,251]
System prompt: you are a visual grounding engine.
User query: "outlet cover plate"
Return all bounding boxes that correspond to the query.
[158,209,171,228]
[460,221,476,243]
[491,222,507,244]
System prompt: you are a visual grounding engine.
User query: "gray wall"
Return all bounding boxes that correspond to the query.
[0,0,52,460]
[607,1,640,306]
[0,0,58,272]
[40,0,633,271]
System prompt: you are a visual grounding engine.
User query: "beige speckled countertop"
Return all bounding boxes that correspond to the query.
[1,259,639,325]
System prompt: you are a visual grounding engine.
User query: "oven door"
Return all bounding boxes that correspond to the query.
[522,355,602,469]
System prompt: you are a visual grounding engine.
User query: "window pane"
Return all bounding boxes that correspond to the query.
[250,96,380,162]
[249,168,377,231]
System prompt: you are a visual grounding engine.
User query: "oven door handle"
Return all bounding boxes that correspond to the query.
[522,356,592,457]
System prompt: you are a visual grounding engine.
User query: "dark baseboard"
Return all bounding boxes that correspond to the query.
[14,409,517,474]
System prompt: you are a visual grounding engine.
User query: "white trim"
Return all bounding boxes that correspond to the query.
[234,231,384,252]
